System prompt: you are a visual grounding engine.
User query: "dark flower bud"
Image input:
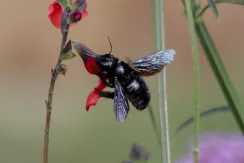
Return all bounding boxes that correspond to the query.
[67,10,82,24]
[57,64,67,76]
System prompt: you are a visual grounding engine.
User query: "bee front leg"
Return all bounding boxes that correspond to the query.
[95,89,115,99]
[89,66,114,88]
[98,75,115,88]
[97,72,115,88]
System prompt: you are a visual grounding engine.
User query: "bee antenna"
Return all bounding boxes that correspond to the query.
[107,36,113,54]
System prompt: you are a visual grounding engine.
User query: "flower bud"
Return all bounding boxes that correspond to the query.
[57,64,67,76]
[67,10,82,24]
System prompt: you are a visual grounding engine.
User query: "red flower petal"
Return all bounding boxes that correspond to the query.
[85,58,102,75]
[86,89,100,111]
[81,10,88,19]
[86,79,106,111]
[48,1,87,29]
[96,78,105,91]
[48,1,64,29]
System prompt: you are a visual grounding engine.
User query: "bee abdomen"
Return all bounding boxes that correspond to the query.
[125,77,151,110]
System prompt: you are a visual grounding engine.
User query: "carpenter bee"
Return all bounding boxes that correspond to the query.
[72,39,175,122]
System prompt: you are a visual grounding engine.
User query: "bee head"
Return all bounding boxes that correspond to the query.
[94,36,119,70]
[95,53,118,70]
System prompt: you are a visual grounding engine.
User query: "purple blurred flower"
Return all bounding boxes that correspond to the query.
[175,132,244,163]
[122,160,133,163]
[129,144,151,161]
[122,144,151,163]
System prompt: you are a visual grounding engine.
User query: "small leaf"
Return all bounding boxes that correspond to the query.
[208,0,219,21]
[70,0,87,12]
[60,51,76,61]
[215,0,244,5]
[61,10,68,34]
[198,0,244,18]
[57,0,70,8]
[56,64,67,76]
[60,40,76,61]
[61,40,72,54]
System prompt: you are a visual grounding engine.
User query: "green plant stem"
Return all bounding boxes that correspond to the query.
[43,9,71,163]
[152,0,171,163]
[184,1,200,163]
[195,18,244,134]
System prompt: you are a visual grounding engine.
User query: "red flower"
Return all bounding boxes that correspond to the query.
[48,1,88,29]
[82,58,106,111]
[86,78,106,111]
[84,58,102,75]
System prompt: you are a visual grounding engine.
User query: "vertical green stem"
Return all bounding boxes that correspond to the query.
[184,1,200,163]
[195,18,244,133]
[152,0,171,163]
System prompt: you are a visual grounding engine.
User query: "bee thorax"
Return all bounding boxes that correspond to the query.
[115,64,125,75]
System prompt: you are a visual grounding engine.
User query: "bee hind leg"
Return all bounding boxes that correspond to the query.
[96,90,114,99]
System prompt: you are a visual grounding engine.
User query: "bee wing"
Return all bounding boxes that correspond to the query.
[113,78,130,122]
[128,50,175,76]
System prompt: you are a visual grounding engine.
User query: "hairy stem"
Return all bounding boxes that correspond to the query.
[43,15,70,163]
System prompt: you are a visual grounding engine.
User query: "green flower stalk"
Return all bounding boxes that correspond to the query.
[184,1,201,163]
[152,0,171,163]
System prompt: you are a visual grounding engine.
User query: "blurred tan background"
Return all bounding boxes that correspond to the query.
[0,0,244,163]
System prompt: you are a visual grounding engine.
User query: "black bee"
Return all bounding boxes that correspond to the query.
[72,39,175,122]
